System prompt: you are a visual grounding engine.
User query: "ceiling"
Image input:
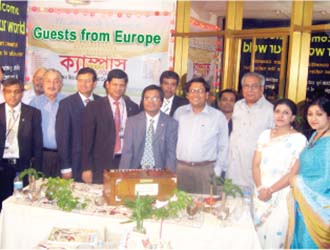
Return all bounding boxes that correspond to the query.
[191,1,330,21]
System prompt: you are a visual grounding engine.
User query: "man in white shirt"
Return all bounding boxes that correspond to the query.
[174,77,228,194]
[0,78,42,211]
[56,67,101,180]
[22,67,46,104]
[226,72,274,191]
[159,70,188,116]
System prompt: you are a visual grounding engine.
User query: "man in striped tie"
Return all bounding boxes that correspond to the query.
[119,85,178,172]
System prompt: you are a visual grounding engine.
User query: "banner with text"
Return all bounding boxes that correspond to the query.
[0,0,27,81]
[26,2,176,99]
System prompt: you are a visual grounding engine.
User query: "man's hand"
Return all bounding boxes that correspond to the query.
[82,170,93,184]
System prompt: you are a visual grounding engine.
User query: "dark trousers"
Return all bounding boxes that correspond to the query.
[42,150,61,178]
[112,154,121,169]
[0,161,17,211]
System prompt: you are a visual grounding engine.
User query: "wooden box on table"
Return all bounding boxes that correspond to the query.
[103,169,177,205]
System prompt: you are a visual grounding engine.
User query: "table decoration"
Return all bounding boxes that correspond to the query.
[209,175,244,225]
[44,177,89,212]
[19,168,45,201]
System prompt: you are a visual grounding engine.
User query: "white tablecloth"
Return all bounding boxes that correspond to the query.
[0,183,261,249]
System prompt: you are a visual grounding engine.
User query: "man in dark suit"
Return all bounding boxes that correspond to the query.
[0,78,42,210]
[119,85,178,172]
[81,69,139,184]
[56,67,101,181]
[216,89,238,136]
[159,70,188,116]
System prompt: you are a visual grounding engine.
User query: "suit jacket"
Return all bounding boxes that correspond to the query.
[55,92,101,180]
[0,103,43,171]
[119,111,178,172]
[81,95,140,183]
[169,95,188,117]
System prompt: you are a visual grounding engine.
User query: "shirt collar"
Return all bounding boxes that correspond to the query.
[79,92,94,103]
[164,95,174,104]
[186,103,210,114]
[43,93,63,103]
[5,102,21,113]
[108,95,123,105]
[243,95,266,107]
[145,111,160,123]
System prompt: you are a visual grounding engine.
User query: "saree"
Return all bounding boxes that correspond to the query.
[288,135,330,249]
[252,130,307,248]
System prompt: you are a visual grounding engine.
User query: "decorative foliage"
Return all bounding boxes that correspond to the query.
[123,190,192,235]
[210,175,243,198]
[18,168,45,181]
[45,177,88,212]
[153,189,192,221]
[123,194,155,234]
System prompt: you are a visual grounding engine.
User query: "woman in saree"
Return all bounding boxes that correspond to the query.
[252,98,307,248]
[289,97,330,249]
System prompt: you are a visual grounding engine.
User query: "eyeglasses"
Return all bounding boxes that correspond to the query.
[242,84,260,90]
[189,88,205,94]
[3,89,22,95]
[144,96,160,102]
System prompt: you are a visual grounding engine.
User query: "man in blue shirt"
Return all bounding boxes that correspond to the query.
[174,77,228,194]
[30,68,65,177]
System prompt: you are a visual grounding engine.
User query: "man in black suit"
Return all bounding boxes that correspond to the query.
[0,78,42,210]
[56,67,101,181]
[159,70,188,116]
[81,69,139,184]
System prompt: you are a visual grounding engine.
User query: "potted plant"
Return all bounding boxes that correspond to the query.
[153,189,192,239]
[210,175,243,220]
[45,177,88,212]
[123,194,155,234]
[19,168,45,197]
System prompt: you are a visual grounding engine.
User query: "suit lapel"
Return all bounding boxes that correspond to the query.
[169,96,177,116]
[17,103,27,144]
[153,112,165,144]
[0,105,6,131]
[137,112,147,161]
[103,97,114,127]
[123,96,135,116]
[73,92,84,110]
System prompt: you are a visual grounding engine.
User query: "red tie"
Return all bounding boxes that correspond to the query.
[114,101,121,153]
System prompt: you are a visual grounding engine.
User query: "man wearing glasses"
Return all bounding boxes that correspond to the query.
[226,72,274,191]
[0,78,42,211]
[174,77,228,194]
[119,85,178,172]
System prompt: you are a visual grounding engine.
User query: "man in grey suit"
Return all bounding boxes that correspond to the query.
[119,85,178,172]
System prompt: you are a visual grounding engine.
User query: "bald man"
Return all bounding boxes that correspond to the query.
[22,67,47,104]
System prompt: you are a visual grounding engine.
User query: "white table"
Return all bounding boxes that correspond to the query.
[0,183,261,249]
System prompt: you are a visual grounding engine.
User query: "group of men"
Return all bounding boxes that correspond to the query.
[0,65,274,211]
